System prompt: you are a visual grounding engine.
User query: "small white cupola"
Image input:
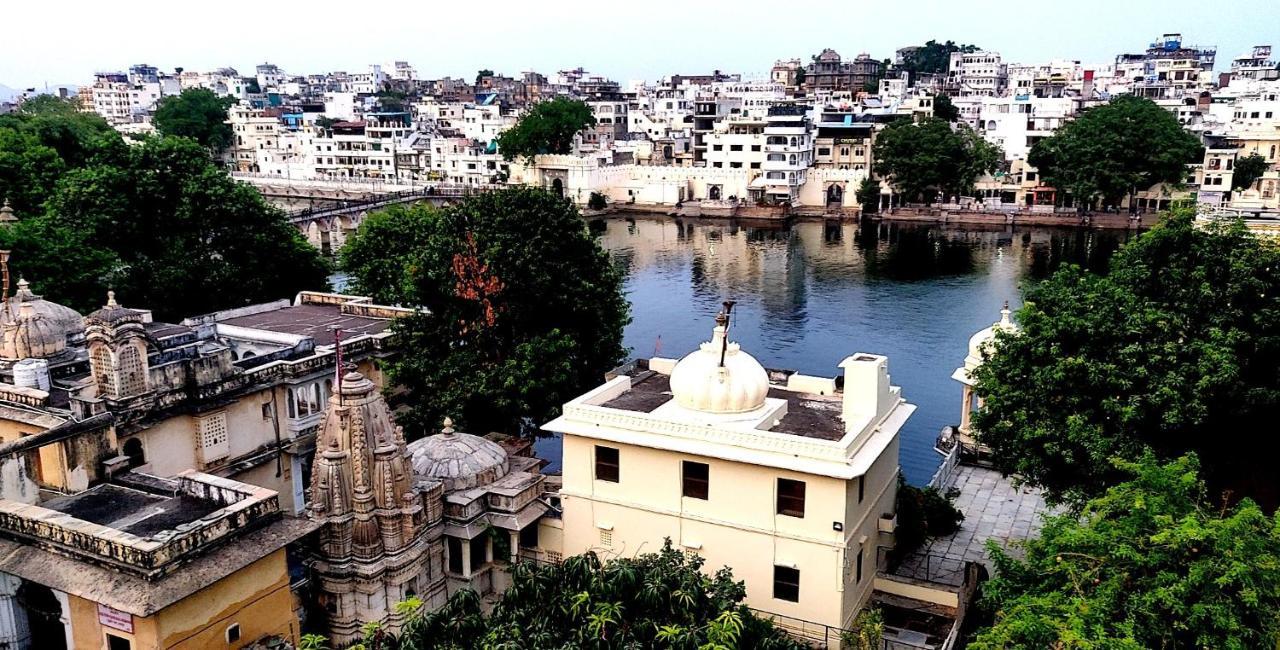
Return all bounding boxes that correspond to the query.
[668,301,770,414]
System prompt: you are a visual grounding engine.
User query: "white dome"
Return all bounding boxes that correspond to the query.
[407,418,509,491]
[964,303,1017,372]
[669,316,769,414]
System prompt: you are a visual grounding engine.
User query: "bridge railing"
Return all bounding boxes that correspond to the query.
[286,184,508,222]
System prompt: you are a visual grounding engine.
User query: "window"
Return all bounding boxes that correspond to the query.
[470,535,493,566]
[447,536,463,573]
[198,412,230,463]
[261,402,273,420]
[777,478,806,517]
[729,144,743,152]
[107,634,132,650]
[599,528,613,548]
[595,446,620,482]
[712,144,723,151]
[818,147,831,156]
[858,476,865,503]
[751,145,761,152]
[519,523,539,548]
[856,545,864,583]
[226,623,241,643]
[773,565,800,602]
[682,461,709,500]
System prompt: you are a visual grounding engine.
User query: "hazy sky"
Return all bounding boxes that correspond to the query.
[5,0,1278,89]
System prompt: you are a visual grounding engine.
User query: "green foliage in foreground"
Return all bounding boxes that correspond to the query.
[972,208,1280,508]
[971,454,1280,650]
[336,542,807,649]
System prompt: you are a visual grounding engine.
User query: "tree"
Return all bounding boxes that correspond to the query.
[339,203,437,306]
[496,97,596,162]
[1,136,329,318]
[972,209,1280,508]
[0,97,115,215]
[794,67,807,87]
[314,116,339,131]
[873,117,1002,203]
[932,93,959,122]
[341,187,628,435]
[475,69,495,85]
[900,40,979,80]
[971,454,1280,649]
[856,177,881,214]
[1028,95,1202,210]
[1232,152,1270,191]
[153,88,236,152]
[387,541,806,649]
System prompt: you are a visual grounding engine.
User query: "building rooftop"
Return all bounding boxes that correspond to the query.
[599,364,847,441]
[219,303,393,339]
[42,484,222,538]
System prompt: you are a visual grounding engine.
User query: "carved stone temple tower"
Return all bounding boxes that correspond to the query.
[308,369,446,644]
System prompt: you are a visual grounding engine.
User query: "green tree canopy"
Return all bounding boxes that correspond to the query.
[0,136,329,319]
[153,88,236,152]
[1232,152,1271,191]
[496,97,596,162]
[341,187,628,435]
[972,209,1280,508]
[971,454,1280,649]
[382,542,805,649]
[873,117,1002,203]
[932,93,959,122]
[901,40,979,78]
[856,177,881,214]
[0,98,116,215]
[1028,96,1202,210]
[475,69,495,85]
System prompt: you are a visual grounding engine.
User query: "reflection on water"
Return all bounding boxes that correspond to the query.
[538,214,1133,482]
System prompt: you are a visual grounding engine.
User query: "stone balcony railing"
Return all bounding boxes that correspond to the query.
[0,471,280,579]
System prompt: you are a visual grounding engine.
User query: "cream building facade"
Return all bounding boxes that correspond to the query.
[545,308,912,630]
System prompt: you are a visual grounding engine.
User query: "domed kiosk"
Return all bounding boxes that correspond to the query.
[949,302,1018,451]
[407,417,549,594]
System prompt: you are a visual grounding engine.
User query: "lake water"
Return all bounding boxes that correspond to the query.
[536,215,1133,484]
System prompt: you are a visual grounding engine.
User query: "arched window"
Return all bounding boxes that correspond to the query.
[117,345,147,398]
[123,437,145,468]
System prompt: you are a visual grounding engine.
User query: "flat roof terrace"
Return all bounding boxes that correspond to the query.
[599,367,847,441]
[220,303,392,339]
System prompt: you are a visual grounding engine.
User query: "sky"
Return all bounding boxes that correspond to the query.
[4,0,1279,90]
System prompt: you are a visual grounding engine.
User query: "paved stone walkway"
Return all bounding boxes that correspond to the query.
[894,464,1055,586]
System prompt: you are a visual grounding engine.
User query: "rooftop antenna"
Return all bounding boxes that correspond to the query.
[328,326,358,406]
[718,300,736,367]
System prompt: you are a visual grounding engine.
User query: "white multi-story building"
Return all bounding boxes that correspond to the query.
[977,95,1078,161]
[947,51,1008,97]
[761,103,814,204]
[703,117,766,177]
[256,63,285,91]
[1229,46,1277,84]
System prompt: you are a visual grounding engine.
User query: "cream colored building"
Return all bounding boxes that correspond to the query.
[544,308,912,630]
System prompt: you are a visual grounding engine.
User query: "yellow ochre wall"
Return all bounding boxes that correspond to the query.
[66,549,298,650]
[559,432,899,629]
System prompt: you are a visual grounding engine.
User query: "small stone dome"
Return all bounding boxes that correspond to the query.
[964,302,1017,372]
[1,302,67,361]
[86,291,142,328]
[669,308,769,414]
[8,279,84,337]
[407,418,509,491]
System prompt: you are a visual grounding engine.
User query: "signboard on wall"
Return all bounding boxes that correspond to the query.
[97,603,134,634]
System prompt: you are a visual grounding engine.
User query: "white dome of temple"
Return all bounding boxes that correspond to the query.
[669,309,769,414]
[964,302,1017,373]
[407,418,510,491]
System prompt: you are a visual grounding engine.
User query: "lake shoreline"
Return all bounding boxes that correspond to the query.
[597,205,1157,230]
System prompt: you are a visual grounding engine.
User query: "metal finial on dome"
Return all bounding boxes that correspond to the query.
[441,417,456,436]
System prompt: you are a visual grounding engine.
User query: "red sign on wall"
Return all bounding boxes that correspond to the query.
[97,603,134,634]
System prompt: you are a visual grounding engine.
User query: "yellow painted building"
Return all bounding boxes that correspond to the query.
[544,312,913,631]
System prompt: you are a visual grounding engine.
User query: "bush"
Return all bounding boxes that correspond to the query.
[587,191,607,210]
[892,475,964,563]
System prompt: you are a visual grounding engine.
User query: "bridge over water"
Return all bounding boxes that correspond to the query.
[231,173,503,253]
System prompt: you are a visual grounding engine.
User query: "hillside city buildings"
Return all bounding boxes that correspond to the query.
[26,32,1270,223]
